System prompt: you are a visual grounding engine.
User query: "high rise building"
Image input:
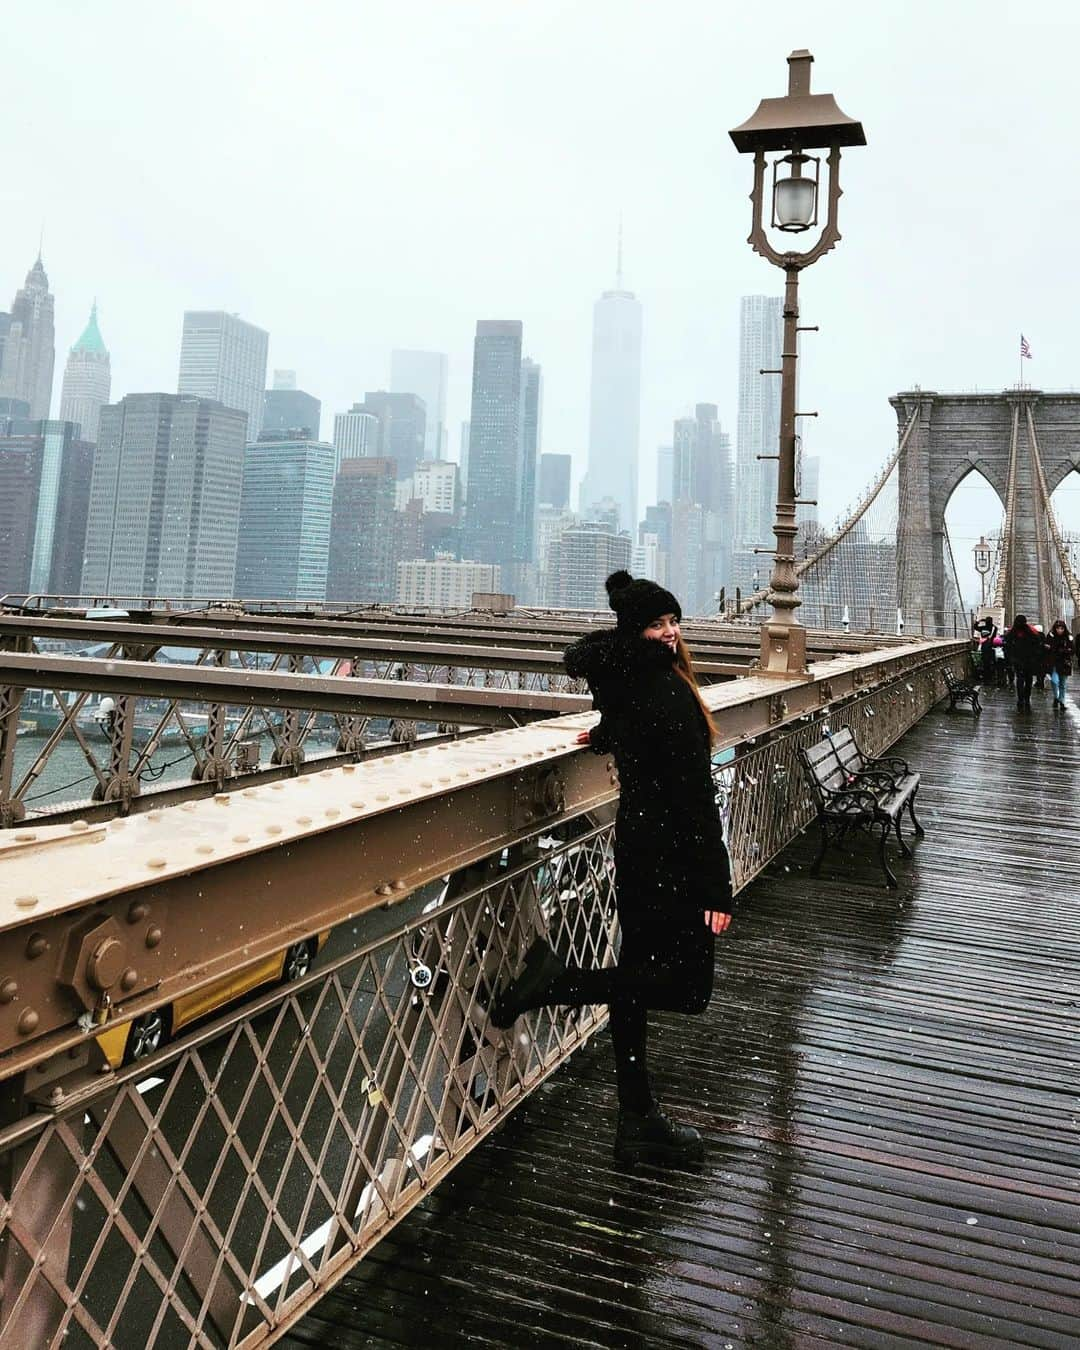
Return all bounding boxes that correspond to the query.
[341,392,427,482]
[672,403,733,601]
[235,437,335,601]
[463,320,523,580]
[391,350,448,460]
[536,504,576,604]
[579,242,642,533]
[0,255,56,421]
[396,557,500,608]
[0,420,96,596]
[797,453,821,528]
[82,394,246,599]
[396,460,459,516]
[332,406,379,470]
[549,522,631,610]
[518,357,542,569]
[262,384,321,440]
[734,296,782,574]
[59,302,111,443]
[538,453,571,509]
[327,457,397,602]
[177,311,269,440]
[0,436,42,595]
[458,421,470,500]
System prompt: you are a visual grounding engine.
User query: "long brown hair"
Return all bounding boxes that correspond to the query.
[673,636,718,744]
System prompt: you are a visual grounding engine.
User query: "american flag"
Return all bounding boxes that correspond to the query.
[1020,334,1032,360]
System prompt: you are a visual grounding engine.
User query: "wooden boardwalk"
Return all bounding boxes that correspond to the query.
[283,689,1080,1349]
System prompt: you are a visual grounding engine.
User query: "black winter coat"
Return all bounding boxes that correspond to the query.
[564,628,733,921]
[1004,624,1046,675]
[1047,630,1075,676]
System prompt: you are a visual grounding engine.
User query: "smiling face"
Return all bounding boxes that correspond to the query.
[641,612,681,651]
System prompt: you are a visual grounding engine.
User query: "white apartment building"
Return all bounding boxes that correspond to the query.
[332,408,379,472]
[396,557,500,608]
[394,460,459,513]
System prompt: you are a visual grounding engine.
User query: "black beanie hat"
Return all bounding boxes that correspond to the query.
[605,570,682,634]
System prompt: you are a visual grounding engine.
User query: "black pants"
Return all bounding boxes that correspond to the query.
[1016,670,1033,705]
[542,914,715,1113]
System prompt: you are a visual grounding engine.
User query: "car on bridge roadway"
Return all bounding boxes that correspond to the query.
[96,932,330,1067]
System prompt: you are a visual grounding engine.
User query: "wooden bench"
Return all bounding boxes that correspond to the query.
[943,666,982,715]
[799,726,925,889]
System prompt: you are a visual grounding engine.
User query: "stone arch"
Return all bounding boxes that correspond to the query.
[892,389,1080,625]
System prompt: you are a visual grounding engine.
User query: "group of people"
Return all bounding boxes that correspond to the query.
[974,614,1079,709]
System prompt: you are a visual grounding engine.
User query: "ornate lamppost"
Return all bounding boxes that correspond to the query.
[973,535,992,607]
[730,51,865,676]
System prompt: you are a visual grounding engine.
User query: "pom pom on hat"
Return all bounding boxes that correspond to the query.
[604,570,682,634]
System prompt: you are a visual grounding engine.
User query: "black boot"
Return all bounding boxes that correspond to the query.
[613,1104,705,1167]
[489,938,566,1028]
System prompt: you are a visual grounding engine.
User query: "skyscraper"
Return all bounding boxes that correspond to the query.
[734,296,782,574]
[463,320,523,581]
[236,437,335,601]
[342,392,427,481]
[262,384,321,439]
[579,242,642,533]
[327,458,398,602]
[549,522,632,610]
[177,311,269,440]
[0,436,42,595]
[333,406,380,470]
[0,420,95,596]
[59,302,111,443]
[0,255,56,421]
[538,453,572,509]
[82,394,246,599]
[391,350,448,460]
[518,357,542,567]
[656,445,674,506]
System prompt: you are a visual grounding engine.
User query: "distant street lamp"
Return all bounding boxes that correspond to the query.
[730,50,865,676]
[973,535,992,606]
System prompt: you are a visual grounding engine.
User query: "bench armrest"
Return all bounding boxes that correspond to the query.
[870,755,911,777]
[821,787,880,818]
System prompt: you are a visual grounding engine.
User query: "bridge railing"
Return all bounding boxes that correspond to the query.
[0,636,966,1346]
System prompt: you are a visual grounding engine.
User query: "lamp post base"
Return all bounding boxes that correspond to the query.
[755,620,808,678]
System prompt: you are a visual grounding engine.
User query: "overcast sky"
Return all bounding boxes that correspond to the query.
[5,0,1079,599]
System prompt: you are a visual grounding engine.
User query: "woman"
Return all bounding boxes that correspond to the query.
[1003,614,1046,711]
[1046,619,1074,708]
[491,571,733,1168]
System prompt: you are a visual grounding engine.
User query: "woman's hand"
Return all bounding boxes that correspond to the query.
[575,729,591,745]
[705,911,731,934]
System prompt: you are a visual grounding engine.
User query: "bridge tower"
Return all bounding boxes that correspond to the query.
[892,389,1080,628]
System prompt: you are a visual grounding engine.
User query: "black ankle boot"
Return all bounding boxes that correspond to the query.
[489,938,566,1028]
[614,1104,705,1167]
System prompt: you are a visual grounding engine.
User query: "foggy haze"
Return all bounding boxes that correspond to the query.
[4,0,1079,598]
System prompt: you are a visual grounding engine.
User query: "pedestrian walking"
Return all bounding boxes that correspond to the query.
[1003,614,1046,710]
[490,570,733,1168]
[1046,619,1075,708]
[975,617,998,685]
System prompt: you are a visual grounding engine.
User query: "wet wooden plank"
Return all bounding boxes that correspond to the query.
[283,689,1080,1348]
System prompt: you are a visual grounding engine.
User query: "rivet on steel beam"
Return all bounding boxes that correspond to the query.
[195,844,214,855]
[396,787,409,795]
[180,802,197,812]
[233,833,251,843]
[342,765,356,774]
[0,979,18,1004]
[16,1008,39,1035]
[128,902,148,923]
[376,793,390,802]
[120,968,138,992]
[325,808,340,819]
[25,934,47,959]
[270,784,284,791]
[70,820,89,833]
[266,824,283,835]
[438,776,451,784]
[420,781,433,789]
[375,883,393,897]
[392,880,407,891]
[350,801,366,810]
[15,895,39,910]
[147,810,162,822]
[13,832,37,842]
[146,857,167,869]
[145,927,162,949]
[296,815,312,825]
[214,795,231,806]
